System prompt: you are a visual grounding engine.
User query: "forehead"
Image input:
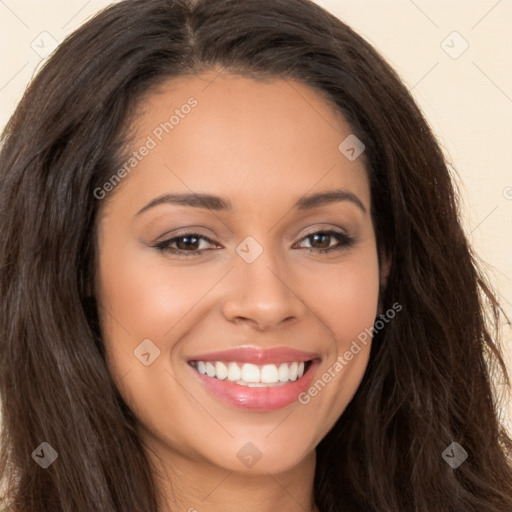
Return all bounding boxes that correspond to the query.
[105,72,370,215]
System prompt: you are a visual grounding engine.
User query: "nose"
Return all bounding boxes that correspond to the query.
[221,246,307,331]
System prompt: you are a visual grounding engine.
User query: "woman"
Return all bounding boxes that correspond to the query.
[0,0,511,510]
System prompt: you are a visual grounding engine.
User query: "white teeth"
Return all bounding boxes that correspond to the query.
[227,362,242,381]
[215,361,228,380]
[289,362,298,381]
[192,360,310,385]
[205,362,216,377]
[278,363,289,382]
[261,364,279,383]
[241,363,260,382]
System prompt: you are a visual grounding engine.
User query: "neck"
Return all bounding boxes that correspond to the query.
[144,437,318,512]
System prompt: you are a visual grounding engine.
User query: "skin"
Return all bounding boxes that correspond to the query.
[96,71,388,512]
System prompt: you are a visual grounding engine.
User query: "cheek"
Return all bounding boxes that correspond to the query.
[95,249,218,434]
[295,247,380,434]
[333,261,379,343]
[95,238,215,392]
[98,248,216,340]
[305,249,380,346]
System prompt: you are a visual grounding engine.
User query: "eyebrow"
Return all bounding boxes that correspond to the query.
[135,188,367,216]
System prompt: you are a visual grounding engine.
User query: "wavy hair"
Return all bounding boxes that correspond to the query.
[0,0,511,510]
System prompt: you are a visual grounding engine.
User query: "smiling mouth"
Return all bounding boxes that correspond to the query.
[188,360,314,387]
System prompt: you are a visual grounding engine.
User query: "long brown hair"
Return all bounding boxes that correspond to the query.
[1,0,511,510]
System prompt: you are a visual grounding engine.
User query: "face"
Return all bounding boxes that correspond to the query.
[96,72,384,476]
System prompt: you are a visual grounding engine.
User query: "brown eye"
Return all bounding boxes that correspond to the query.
[174,235,201,251]
[308,233,332,250]
[295,230,354,254]
[155,233,218,255]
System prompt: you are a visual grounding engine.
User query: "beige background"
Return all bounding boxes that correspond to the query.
[0,0,511,424]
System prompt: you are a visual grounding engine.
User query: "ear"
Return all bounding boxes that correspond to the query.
[81,273,95,298]
[379,250,391,289]
[377,249,392,316]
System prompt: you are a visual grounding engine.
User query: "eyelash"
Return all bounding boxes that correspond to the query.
[154,229,355,257]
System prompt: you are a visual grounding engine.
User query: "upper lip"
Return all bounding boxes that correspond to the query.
[187,346,320,365]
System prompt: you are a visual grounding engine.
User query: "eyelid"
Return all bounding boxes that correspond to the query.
[299,224,348,238]
[154,223,349,244]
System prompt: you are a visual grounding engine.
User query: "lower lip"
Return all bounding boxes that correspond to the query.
[189,360,320,411]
